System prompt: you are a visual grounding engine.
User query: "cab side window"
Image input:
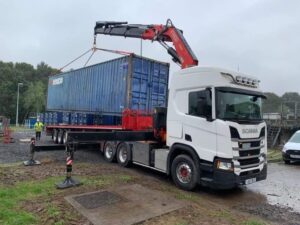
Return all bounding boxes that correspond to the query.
[188,89,212,118]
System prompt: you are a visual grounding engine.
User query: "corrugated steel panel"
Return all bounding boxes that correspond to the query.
[47,54,169,115]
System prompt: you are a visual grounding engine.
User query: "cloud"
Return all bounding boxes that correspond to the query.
[0,0,299,95]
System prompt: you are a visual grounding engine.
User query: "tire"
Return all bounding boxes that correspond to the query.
[57,130,64,144]
[284,160,290,164]
[171,154,199,191]
[53,129,59,144]
[116,142,132,167]
[103,142,116,162]
[63,131,68,144]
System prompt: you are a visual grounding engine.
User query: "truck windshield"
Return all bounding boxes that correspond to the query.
[216,88,263,122]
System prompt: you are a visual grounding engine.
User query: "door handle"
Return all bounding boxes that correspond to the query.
[185,134,192,142]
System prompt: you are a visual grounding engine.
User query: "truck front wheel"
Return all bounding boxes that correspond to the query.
[116,142,132,167]
[171,154,199,191]
[103,142,116,162]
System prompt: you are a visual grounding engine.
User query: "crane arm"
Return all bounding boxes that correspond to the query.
[94,19,198,69]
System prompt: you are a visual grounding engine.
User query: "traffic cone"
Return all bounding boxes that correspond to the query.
[23,137,41,166]
[56,154,81,189]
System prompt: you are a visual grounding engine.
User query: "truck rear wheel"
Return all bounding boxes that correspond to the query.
[171,154,199,191]
[57,130,64,144]
[63,131,68,144]
[116,142,132,167]
[53,129,59,144]
[103,142,116,162]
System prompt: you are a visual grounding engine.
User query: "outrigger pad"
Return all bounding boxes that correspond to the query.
[56,177,81,189]
[23,160,41,166]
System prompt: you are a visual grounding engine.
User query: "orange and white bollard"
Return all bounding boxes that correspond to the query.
[56,149,81,189]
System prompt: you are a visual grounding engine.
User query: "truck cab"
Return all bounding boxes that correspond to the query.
[167,66,267,189]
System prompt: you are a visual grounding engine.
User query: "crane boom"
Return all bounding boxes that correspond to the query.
[94,19,198,69]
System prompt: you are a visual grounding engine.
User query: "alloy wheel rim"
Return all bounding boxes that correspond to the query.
[119,146,127,163]
[105,145,113,159]
[176,163,192,184]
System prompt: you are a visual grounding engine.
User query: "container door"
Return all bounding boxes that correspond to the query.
[149,62,169,110]
[131,57,151,111]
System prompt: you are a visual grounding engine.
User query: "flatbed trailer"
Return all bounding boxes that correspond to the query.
[45,108,158,145]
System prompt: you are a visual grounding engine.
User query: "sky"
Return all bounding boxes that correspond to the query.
[0,0,299,95]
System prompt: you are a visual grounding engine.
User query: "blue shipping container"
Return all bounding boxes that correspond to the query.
[77,113,94,125]
[44,113,49,125]
[62,112,70,124]
[47,54,169,114]
[52,112,63,125]
[70,112,79,125]
[48,112,53,125]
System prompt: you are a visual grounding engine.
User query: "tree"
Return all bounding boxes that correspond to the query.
[23,81,46,114]
[0,60,58,123]
[36,61,59,84]
[262,92,282,113]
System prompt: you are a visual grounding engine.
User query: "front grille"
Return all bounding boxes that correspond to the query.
[250,141,260,147]
[240,169,260,176]
[239,149,260,157]
[230,126,265,170]
[239,158,260,166]
[286,150,300,155]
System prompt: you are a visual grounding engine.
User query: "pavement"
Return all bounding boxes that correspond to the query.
[65,184,186,225]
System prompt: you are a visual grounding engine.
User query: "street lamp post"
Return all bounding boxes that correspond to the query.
[16,82,23,127]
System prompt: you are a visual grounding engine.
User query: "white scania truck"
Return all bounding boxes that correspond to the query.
[62,20,267,190]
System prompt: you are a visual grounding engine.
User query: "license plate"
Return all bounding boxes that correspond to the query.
[245,178,256,185]
[290,154,300,159]
[242,143,251,149]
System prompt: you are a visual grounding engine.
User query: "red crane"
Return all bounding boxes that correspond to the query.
[94,19,198,69]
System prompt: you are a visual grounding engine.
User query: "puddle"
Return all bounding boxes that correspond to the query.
[193,163,300,224]
[246,163,300,213]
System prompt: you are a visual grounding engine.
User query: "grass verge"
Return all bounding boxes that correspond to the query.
[0,173,134,225]
[241,219,266,225]
[267,148,282,163]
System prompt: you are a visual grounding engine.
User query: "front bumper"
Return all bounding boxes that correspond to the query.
[200,164,267,190]
[282,151,300,162]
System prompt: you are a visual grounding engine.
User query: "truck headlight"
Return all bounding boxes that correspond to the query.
[215,159,233,171]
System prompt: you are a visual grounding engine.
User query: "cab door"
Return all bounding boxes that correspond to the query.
[182,88,217,162]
